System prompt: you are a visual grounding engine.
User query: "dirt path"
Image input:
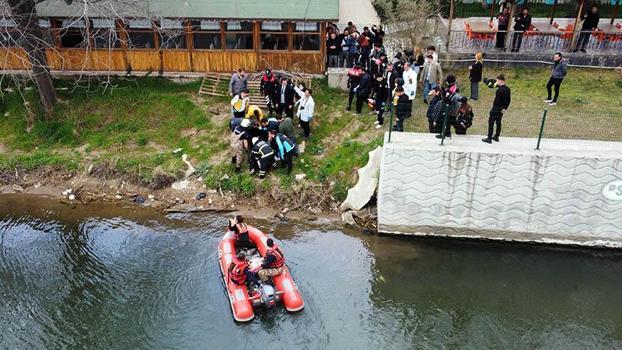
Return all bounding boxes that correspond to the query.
[338,0,380,29]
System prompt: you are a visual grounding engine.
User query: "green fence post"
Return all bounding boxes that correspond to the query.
[536,109,548,151]
[440,106,448,146]
[388,107,394,143]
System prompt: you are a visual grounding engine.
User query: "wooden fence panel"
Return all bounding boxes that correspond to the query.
[89,50,126,71]
[0,48,31,70]
[46,49,92,71]
[127,51,161,72]
[162,50,191,72]
[192,51,258,73]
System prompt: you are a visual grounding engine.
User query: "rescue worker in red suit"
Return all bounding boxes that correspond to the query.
[228,215,253,250]
[260,69,278,116]
[228,252,259,287]
[257,238,285,282]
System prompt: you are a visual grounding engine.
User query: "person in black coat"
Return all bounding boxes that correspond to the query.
[426,87,443,133]
[372,73,388,128]
[355,70,372,114]
[511,8,532,52]
[326,32,341,67]
[483,75,511,144]
[346,65,364,111]
[275,78,295,119]
[384,63,398,115]
[496,7,510,49]
[393,87,411,132]
[469,52,483,100]
[574,5,600,53]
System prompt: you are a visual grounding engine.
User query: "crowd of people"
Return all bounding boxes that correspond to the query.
[228,68,314,179]
[339,28,478,136]
[224,20,572,176]
[335,20,573,142]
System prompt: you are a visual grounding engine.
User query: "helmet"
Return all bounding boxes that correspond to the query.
[251,137,259,145]
[240,119,252,128]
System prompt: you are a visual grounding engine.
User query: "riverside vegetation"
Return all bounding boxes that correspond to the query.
[1,67,620,212]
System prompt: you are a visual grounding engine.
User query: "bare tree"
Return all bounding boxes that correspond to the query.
[4,0,57,116]
[376,0,441,48]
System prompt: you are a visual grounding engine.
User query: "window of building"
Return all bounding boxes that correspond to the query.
[225,21,253,50]
[260,21,289,50]
[293,22,320,51]
[293,21,319,32]
[159,19,186,49]
[59,19,87,48]
[38,19,55,46]
[0,18,19,47]
[91,19,120,49]
[192,20,222,50]
[126,19,155,49]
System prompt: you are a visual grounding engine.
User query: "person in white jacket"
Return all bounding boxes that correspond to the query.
[402,62,418,102]
[294,84,315,139]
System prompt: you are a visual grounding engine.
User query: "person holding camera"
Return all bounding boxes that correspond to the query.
[482,75,511,144]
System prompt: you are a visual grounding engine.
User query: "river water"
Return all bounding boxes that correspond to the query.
[1,195,621,349]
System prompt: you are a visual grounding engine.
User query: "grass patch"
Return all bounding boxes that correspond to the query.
[203,163,257,197]
[404,67,622,141]
[0,149,78,171]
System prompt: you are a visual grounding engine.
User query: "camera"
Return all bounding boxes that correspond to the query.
[483,77,497,88]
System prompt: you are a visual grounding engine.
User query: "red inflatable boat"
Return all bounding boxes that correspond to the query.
[218,225,304,322]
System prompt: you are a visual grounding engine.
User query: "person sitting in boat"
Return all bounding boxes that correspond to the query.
[228,252,259,287]
[228,215,253,250]
[257,238,286,282]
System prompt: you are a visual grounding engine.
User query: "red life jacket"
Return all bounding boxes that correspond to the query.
[348,67,363,78]
[262,73,276,83]
[230,259,248,285]
[266,246,285,268]
[233,223,249,241]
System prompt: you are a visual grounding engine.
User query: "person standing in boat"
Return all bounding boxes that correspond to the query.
[257,238,285,282]
[228,215,253,249]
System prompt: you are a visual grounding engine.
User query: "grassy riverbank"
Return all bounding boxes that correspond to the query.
[0,76,381,208]
[0,67,620,210]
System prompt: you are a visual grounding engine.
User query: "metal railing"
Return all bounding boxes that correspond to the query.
[447,29,622,53]
[385,107,622,148]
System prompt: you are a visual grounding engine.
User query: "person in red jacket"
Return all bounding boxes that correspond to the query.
[228,215,253,249]
[260,69,278,115]
[229,252,259,287]
[228,252,250,285]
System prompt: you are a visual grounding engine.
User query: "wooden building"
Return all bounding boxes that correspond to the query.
[0,0,338,74]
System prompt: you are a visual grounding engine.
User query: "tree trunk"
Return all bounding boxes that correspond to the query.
[8,0,58,117]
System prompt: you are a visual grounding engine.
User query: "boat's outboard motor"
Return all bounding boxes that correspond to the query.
[259,284,277,308]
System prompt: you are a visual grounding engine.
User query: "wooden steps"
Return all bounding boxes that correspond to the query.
[198,71,312,112]
[247,79,267,109]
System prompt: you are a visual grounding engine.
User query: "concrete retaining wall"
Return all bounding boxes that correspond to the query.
[377,133,622,248]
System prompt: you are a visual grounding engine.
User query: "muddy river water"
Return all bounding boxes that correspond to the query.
[1,195,621,349]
